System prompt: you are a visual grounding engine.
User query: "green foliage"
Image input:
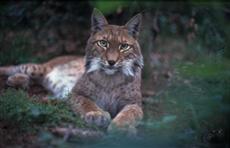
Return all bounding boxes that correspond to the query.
[0,89,85,128]
[0,34,38,65]
[141,56,230,147]
[0,89,31,124]
[193,6,226,53]
[90,1,128,15]
[176,57,230,79]
[143,2,227,56]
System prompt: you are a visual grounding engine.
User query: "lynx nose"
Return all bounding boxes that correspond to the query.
[108,60,116,66]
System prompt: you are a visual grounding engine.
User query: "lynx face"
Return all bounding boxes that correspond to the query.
[85,10,143,77]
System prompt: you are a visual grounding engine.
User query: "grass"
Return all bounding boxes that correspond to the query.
[139,55,230,147]
[0,89,86,129]
[175,56,230,79]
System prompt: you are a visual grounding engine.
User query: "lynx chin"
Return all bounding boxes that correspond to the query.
[0,8,144,134]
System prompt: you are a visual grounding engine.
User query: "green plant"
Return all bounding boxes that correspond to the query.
[0,89,85,128]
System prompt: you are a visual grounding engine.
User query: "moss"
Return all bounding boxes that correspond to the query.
[0,89,85,128]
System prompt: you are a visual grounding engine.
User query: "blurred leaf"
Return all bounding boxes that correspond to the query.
[38,131,54,143]
[162,115,177,123]
[90,1,128,15]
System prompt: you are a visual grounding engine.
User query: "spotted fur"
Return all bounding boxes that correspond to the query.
[0,9,144,134]
[69,9,144,133]
[0,56,84,99]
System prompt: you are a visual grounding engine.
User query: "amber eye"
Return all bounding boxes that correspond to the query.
[119,43,130,52]
[97,40,109,49]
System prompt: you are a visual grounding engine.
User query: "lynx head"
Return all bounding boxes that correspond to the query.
[85,8,143,77]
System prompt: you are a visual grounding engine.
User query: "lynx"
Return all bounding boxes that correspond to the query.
[0,9,144,133]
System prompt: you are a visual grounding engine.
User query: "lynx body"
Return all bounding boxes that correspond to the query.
[0,56,85,98]
[0,9,144,133]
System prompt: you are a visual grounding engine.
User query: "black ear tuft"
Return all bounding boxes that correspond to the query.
[91,8,108,33]
[125,13,142,38]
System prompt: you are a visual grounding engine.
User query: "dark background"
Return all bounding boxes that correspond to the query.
[0,1,229,147]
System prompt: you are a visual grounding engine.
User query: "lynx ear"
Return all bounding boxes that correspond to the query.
[91,8,108,33]
[125,13,142,38]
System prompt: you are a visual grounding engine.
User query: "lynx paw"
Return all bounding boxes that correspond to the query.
[6,73,30,89]
[107,121,137,136]
[84,111,111,128]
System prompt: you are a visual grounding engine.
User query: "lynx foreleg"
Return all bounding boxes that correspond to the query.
[69,95,111,128]
[108,104,143,135]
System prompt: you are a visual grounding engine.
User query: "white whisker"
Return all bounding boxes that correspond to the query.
[122,60,134,77]
[86,58,101,73]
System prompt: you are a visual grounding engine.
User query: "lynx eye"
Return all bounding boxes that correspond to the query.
[97,40,109,49]
[119,43,130,52]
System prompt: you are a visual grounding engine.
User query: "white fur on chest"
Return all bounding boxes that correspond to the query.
[44,61,84,99]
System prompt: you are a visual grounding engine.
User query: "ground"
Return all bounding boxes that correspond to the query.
[0,36,229,148]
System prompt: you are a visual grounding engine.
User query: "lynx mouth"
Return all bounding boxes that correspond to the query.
[101,60,135,76]
[101,64,118,75]
[104,68,117,75]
